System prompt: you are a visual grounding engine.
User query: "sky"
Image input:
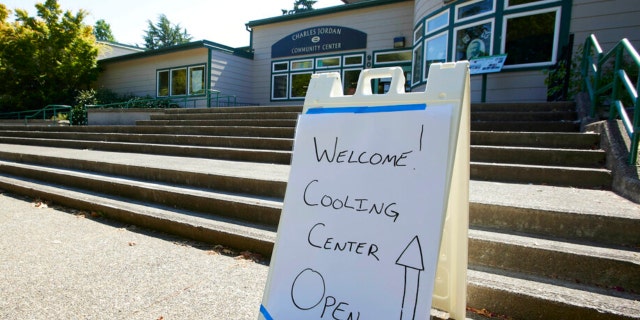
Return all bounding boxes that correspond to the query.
[2,0,345,47]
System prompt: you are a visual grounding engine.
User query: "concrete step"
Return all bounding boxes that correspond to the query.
[470,101,576,112]
[471,111,577,122]
[0,144,637,319]
[0,173,278,257]
[0,145,289,199]
[471,162,612,189]
[0,137,292,164]
[0,130,293,150]
[467,269,640,320]
[469,229,640,294]
[150,112,301,121]
[469,180,640,248]
[162,106,303,114]
[0,137,610,188]
[0,160,283,227]
[471,145,606,168]
[135,119,298,127]
[471,120,581,132]
[0,125,296,138]
[471,131,600,149]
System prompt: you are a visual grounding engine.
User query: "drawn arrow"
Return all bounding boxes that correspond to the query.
[395,235,424,320]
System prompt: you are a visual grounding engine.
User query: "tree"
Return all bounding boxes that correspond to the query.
[0,0,100,111]
[94,19,115,42]
[143,14,192,50]
[282,0,318,15]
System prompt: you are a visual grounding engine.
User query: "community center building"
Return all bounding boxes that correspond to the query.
[95,0,639,107]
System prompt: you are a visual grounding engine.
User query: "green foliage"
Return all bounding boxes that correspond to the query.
[0,0,99,112]
[93,19,115,42]
[282,0,317,15]
[143,14,192,50]
[544,45,583,101]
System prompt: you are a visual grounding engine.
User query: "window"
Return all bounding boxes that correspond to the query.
[157,64,206,97]
[456,0,495,21]
[412,43,424,86]
[157,71,169,97]
[291,73,312,98]
[344,55,363,66]
[343,69,361,95]
[189,66,205,95]
[272,74,288,100]
[454,19,493,61]
[414,23,424,44]
[374,50,412,64]
[171,68,187,96]
[502,8,560,67]
[411,0,567,87]
[427,11,449,33]
[424,32,448,80]
[273,62,289,72]
[291,59,313,70]
[270,53,365,100]
[506,0,556,9]
[316,57,341,69]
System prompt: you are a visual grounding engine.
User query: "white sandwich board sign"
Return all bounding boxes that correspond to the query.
[260,63,470,320]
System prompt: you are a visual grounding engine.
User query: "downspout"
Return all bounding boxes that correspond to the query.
[246,24,254,52]
[207,47,213,108]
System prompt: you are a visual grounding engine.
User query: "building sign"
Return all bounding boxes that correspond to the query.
[271,25,367,58]
[469,54,507,75]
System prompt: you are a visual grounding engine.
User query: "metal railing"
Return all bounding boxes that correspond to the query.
[0,104,72,125]
[86,90,243,109]
[582,34,640,165]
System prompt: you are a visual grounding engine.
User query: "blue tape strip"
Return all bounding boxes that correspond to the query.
[306,103,426,114]
[260,304,274,320]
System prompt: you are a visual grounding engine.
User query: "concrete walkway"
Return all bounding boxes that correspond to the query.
[0,191,268,320]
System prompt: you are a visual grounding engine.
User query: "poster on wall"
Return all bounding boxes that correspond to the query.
[455,22,492,61]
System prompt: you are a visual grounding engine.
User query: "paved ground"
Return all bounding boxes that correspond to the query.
[0,191,269,320]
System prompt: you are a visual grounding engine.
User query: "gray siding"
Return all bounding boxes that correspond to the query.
[571,0,640,51]
[96,48,209,98]
[209,51,255,105]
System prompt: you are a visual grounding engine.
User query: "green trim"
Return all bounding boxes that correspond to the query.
[99,40,253,64]
[246,0,412,28]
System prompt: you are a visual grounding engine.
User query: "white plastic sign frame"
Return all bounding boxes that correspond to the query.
[260,62,470,320]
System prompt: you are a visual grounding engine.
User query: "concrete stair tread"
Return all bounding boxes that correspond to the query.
[136,119,298,127]
[0,137,292,163]
[470,180,639,220]
[471,131,600,149]
[470,228,639,264]
[0,125,296,138]
[467,269,640,319]
[0,174,278,256]
[0,143,290,183]
[150,112,301,120]
[469,229,640,293]
[0,159,283,206]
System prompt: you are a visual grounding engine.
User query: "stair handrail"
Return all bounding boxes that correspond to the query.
[0,104,72,125]
[581,34,640,165]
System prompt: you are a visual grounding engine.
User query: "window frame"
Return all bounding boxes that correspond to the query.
[271,73,289,100]
[500,6,561,69]
[270,52,366,101]
[156,64,207,98]
[455,0,496,23]
[453,18,495,61]
[423,31,449,82]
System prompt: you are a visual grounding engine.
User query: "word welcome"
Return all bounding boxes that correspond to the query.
[314,137,413,167]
